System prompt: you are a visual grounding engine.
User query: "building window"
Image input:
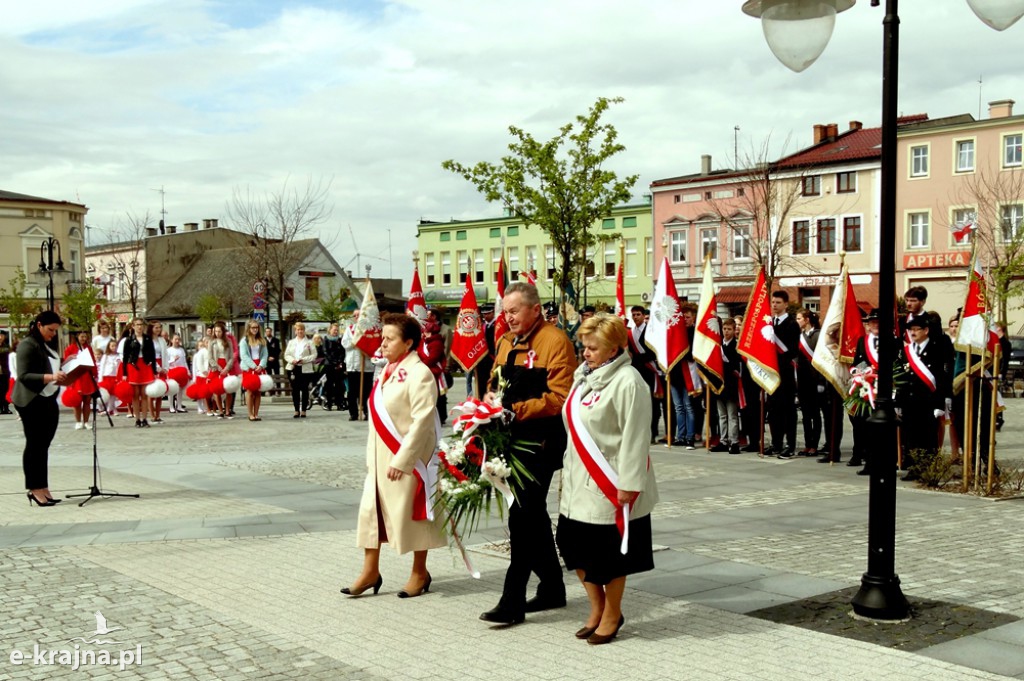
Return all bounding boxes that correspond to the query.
[625,238,638,277]
[843,217,862,252]
[669,231,687,264]
[305,277,320,301]
[622,216,637,228]
[713,190,734,199]
[909,212,930,248]
[836,171,856,193]
[733,226,750,260]
[69,249,79,281]
[284,286,295,302]
[602,218,615,230]
[585,245,596,278]
[645,237,654,275]
[604,243,615,277]
[1001,204,1024,242]
[507,226,519,237]
[440,231,451,242]
[1005,134,1023,167]
[952,208,975,245]
[456,250,468,283]
[792,220,810,255]
[674,195,681,204]
[910,145,929,177]
[701,228,718,261]
[424,253,435,286]
[508,247,519,280]
[545,245,555,281]
[683,193,701,203]
[473,249,484,283]
[802,175,821,196]
[955,140,975,172]
[491,248,501,282]
[816,219,836,254]
[456,230,467,241]
[441,252,451,285]
[525,245,537,281]
[489,227,501,238]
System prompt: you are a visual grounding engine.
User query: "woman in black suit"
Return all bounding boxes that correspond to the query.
[13,311,68,507]
[122,317,157,427]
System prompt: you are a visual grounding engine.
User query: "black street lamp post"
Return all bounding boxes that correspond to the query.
[743,0,1024,620]
[36,237,71,312]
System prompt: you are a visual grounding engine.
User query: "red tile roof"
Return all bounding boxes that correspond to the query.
[775,127,882,169]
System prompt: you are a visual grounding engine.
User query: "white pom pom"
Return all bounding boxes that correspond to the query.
[99,387,110,404]
[165,379,180,395]
[145,380,168,398]
[222,375,241,394]
[259,374,275,392]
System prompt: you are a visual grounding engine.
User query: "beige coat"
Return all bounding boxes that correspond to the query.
[559,352,658,525]
[356,352,445,554]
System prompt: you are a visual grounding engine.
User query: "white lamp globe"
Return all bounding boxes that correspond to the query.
[967,0,1024,30]
[743,0,855,73]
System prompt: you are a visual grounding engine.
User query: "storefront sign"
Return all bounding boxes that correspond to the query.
[903,252,971,269]
[777,274,873,288]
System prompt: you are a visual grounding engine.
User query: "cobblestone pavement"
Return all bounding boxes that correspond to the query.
[1,394,1023,680]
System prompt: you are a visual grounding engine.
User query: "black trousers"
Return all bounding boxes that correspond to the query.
[798,385,822,450]
[820,392,844,457]
[289,370,309,412]
[324,365,346,408]
[500,465,564,610]
[768,380,797,450]
[901,405,938,467]
[17,396,59,489]
[0,376,9,413]
[347,371,374,418]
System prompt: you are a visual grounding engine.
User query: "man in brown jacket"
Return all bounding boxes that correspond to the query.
[480,283,577,625]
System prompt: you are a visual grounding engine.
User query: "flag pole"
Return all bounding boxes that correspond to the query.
[963,344,973,493]
[974,343,987,493]
[704,385,711,451]
[665,374,674,448]
[986,344,1000,495]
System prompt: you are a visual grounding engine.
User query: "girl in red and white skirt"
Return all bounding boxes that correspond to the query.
[97,339,121,417]
[148,320,169,423]
[208,321,235,419]
[63,329,98,430]
[122,318,156,428]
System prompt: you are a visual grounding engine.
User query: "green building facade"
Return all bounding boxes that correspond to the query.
[415,202,655,310]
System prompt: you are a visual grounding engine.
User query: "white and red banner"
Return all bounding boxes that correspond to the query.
[955,255,996,352]
[353,280,382,356]
[951,216,976,244]
[812,264,863,395]
[645,257,689,373]
[614,260,626,320]
[737,267,780,395]
[693,257,723,393]
[450,275,488,372]
[406,268,428,324]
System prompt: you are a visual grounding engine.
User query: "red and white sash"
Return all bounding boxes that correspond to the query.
[865,334,879,369]
[904,342,937,392]
[368,365,441,521]
[798,334,814,362]
[565,383,645,554]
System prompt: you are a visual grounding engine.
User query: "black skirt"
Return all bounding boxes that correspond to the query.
[556,513,654,585]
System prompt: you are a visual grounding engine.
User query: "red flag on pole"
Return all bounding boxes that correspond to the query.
[614,260,626,320]
[407,268,427,324]
[493,256,510,341]
[955,255,997,352]
[736,267,780,394]
[693,257,723,392]
[450,275,488,372]
[839,270,864,363]
[644,257,689,372]
[352,280,382,356]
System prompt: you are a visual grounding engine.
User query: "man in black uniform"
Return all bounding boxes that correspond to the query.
[628,305,663,443]
[768,291,800,458]
[472,305,497,399]
[899,314,951,481]
[322,322,346,411]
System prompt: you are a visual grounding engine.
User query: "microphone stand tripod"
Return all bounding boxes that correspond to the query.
[66,372,140,507]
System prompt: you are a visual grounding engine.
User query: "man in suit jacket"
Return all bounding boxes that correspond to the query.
[628,305,663,443]
[795,309,824,457]
[900,314,951,481]
[769,291,800,458]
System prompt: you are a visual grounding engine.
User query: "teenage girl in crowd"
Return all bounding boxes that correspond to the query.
[97,340,121,417]
[122,317,156,428]
[192,338,211,415]
[165,334,189,413]
[92,320,113,359]
[63,329,98,430]
[284,322,316,418]
[209,321,235,419]
[239,320,268,422]
[149,320,168,423]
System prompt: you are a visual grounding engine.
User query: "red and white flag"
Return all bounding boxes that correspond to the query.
[493,255,510,341]
[614,260,627,320]
[693,257,723,393]
[737,268,780,394]
[955,255,997,352]
[644,257,689,373]
[450,275,488,372]
[406,268,428,324]
[352,280,382,356]
[521,269,537,286]
[951,216,976,244]
[812,264,863,395]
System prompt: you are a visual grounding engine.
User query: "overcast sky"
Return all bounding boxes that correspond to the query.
[4,1,1023,290]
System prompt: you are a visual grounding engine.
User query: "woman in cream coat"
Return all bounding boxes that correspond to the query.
[557,313,658,645]
[342,313,444,599]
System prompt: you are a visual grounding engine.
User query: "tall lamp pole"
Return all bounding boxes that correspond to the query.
[743,0,1024,621]
[36,237,71,312]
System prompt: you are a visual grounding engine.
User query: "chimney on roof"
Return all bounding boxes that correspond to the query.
[813,124,827,144]
[700,154,712,176]
[849,120,863,131]
[166,225,177,234]
[826,123,839,139]
[184,222,198,232]
[202,218,219,229]
[146,227,157,237]
[989,99,1015,119]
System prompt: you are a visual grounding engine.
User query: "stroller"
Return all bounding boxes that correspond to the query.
[308,370,347,410]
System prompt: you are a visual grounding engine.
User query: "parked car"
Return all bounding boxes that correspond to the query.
[1007,337,1024,377]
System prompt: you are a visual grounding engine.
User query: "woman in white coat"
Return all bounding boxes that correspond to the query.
[283,322,317,418]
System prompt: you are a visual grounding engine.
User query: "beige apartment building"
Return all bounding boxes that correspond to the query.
[0,190,88,329]
[896,99,1024,329]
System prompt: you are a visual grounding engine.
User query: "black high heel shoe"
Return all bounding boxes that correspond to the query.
[27,492,56,507]
[397,573,431,599]
[44,495,62,504]
[340,574,382,597]
[587,615,625,645]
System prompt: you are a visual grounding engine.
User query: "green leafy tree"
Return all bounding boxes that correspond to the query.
[61,284,104,332]
[442,97,638,305]
[0,268,40,334]
[311,282,351,323]
[196,294,229,326]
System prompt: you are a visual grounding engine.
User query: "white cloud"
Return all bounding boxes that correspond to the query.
[2,0,1023,292]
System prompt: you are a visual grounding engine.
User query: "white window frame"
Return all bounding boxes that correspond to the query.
[1004,133,1023,168]
[1001,203,1024,243]
[951,207,975,247]
[473,249,484,284]
[908,211,930,249]
[700,227,719,262]
[603,242,615,278]
[732,225,751,260]
[490,248,501,283]
[525,245,537,280]
[545,245,555,281]
[456,249,468,283]
[954,138,975,173]
[669,230,687,265]
[508,247,519,281]
[910,144,929,178]
[441,251,451,285]
[424,253,435,287]
[645,237,654,275]
[624,238,638,277]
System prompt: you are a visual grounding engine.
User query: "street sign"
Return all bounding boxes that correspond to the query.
[252,281,266,295]
[252,310,267,322]
[252,296,266,310]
